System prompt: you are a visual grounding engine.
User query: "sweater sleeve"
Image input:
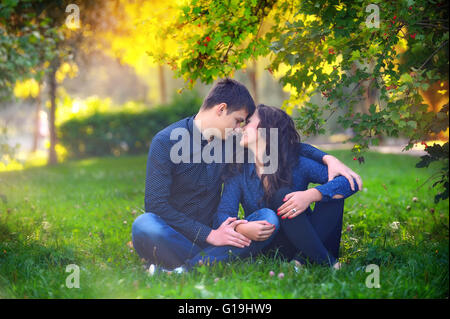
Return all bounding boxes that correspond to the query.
[297,156,359,202]
[298,143,328,163]
[212,174,242,229]
[145,134,212,244]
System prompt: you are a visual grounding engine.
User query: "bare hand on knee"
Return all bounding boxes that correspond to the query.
[235,220,276,241]
[206,217,252,248]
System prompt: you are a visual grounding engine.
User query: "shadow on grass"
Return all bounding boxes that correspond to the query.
[0,223,95,298]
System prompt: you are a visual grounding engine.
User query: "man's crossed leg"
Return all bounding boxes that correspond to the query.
[132,208,279,271]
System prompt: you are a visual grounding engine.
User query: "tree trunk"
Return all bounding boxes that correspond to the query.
[158,64,167,105]
[31,83,41,153]
[48,61,59,165]
[248,60,258,105]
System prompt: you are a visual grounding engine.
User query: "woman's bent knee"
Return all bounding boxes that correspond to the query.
[252,208,280,229]
[269,187,295,211]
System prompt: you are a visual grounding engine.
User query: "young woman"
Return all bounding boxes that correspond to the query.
[214,105,359,268]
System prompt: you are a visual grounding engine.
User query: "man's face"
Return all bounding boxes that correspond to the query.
[240,111,260,148]
[214,104,249,140]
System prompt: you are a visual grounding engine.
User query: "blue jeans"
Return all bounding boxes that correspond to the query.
[131,208,279,270]
[264,187,345,266]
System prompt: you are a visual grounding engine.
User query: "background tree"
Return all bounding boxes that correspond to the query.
[103,0,182,105]
[1,0,123,165]
[1,0,56,165]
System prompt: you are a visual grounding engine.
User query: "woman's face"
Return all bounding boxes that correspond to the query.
[240,111,260,148]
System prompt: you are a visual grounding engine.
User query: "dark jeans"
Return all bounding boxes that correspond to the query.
[264,187,345,266]
[131,208,279,270]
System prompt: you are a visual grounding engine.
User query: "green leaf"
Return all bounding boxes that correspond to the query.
[407,121,417,129]
[399,73,413,83]
[350,50,361,62]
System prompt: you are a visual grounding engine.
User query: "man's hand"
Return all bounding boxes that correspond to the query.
[277,189,322,219]
[323,155,363,191]
[206,217,252,248]
[235,221,276,241]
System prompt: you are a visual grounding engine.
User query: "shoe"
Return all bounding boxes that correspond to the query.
[292,259,303,273]
[147,264,187,276]
[332,261,342,270]
[148,264,157,276]
[172,265,187,274]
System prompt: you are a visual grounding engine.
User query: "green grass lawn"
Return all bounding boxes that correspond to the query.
[0,150,448,298]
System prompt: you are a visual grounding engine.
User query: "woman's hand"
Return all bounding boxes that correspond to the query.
[235,221,276,241]
[206,217,251,248]
[277,189,323,219]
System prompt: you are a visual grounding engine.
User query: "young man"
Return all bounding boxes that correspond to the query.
[131,78,362,272]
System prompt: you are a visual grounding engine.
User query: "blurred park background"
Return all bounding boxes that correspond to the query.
[0,0,448,298]
[1,0,447,170]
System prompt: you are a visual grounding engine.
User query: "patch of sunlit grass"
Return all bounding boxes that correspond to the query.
[411,139,448,151]
[0,150,47,172]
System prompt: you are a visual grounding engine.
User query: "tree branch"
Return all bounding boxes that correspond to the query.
[418,40,448,70]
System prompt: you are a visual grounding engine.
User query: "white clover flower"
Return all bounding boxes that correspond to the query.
[390,221,400,230]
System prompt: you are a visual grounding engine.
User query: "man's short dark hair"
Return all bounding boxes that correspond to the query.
[201,78,255,117]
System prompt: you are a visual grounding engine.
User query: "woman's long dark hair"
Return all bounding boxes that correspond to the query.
[257,104,301,201]
[223,104,301,202]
